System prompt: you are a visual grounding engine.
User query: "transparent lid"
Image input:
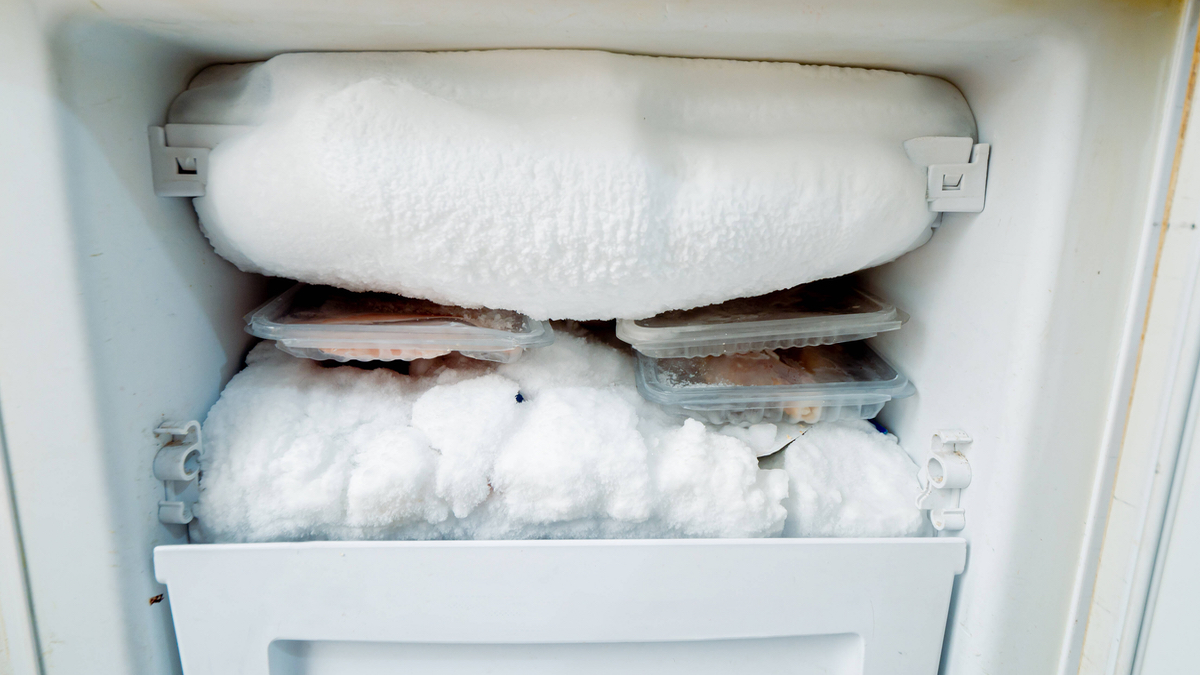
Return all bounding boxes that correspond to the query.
[616,279,905,358]
[245,284,554,362]
[635,342,914,413]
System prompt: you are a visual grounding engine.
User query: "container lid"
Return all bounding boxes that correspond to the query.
[616,279,905,358]
[245,284,554,362]
[635,342,915,412]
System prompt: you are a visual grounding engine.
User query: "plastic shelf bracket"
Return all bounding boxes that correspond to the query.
[904,136,991,213]
[148,124,253,197]
[916,429,972,532]
[154,421,202,525]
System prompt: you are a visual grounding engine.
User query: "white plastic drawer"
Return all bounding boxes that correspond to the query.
[155,538,966,675]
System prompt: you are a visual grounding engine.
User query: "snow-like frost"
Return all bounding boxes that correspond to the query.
[195,334,789,541]
[171,50,976,319]
[773,419,929,537]
[197,332,927,541]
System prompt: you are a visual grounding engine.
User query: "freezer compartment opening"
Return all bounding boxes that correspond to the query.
[10,3,1181,675]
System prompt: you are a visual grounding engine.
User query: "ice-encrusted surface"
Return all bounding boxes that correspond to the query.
[195,333,791,541]
[771,420,929,537]
[173,50,976,320]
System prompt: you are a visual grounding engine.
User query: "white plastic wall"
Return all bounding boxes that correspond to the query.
[1078,9,1200,669]
[0,1,1187,675]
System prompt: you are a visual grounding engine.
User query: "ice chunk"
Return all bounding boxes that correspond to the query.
[173,50,977,320]
[345,427,445,528]
[491,388,653,525]
[196,344,441,541]
[716,422,806,458]
[652,420,789,537]
[777,419,928,537]
[411,375,521,517]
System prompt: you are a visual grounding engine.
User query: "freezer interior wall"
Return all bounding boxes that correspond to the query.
[0,1,1184,674]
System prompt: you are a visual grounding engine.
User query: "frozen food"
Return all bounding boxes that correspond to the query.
[635,342,914,426]
[245,284,553,363]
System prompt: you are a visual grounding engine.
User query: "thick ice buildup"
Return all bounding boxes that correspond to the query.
[719,422,808,457]
[171,51,977,320]
[774,420,929,537]
[195,333,789,542]
[410,375,521,518]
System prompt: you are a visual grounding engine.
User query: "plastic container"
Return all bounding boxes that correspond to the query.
[616,280,905,358]
[635,341,915,426]
[245,284,554,363]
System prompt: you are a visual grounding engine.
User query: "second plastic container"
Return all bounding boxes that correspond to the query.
[635,341,915,425]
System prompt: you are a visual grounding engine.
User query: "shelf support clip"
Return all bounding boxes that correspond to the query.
[153,420,202,525]
[916,429,972,532]
[148,124,252,197]
[904,136,991,212]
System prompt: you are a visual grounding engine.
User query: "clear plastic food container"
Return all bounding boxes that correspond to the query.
[634,342,915,426]
[616,279,905,358]
[245,284,554,363]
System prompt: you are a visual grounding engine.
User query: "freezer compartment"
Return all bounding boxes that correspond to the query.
[155,538,966,675]
[1,0,1184,673]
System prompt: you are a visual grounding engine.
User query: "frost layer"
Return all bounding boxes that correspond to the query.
[774,420,929,537]
[195,334,789,542]
[171,50,976,320]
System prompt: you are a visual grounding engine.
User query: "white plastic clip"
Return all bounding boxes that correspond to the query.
[916,429,972,532]
[148,124,253,197]
[153,421,202,525]
[904,137,990,212]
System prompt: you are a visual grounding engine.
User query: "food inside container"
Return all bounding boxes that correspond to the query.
[635,341,915,426]
[616,279,905,358]
[245,284,554,363]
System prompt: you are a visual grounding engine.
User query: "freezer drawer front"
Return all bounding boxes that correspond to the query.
[155,538,966,675]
